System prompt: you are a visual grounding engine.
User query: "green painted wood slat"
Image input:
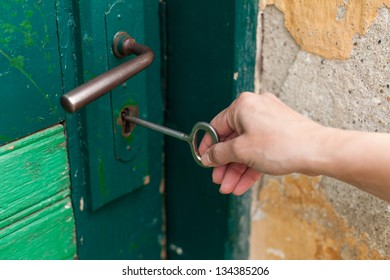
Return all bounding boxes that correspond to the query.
[0,198,76,260]
[0,124,76,259]
[0,125,70,228]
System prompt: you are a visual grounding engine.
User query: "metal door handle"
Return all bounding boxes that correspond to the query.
[60,32,154,113]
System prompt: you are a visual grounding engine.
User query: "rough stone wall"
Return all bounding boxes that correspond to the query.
[250,2,390,259]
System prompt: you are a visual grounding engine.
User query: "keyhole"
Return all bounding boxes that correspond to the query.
[121,108,131,136]
[119,106,137,138]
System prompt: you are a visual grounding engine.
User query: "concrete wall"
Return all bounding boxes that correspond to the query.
[250,1,390,259]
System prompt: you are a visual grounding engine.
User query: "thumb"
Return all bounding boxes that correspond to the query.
[201,139,240,167]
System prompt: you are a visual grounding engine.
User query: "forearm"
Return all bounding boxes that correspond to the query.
[306,127,390,202]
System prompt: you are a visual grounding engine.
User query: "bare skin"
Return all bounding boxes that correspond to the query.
[199,92,390,202]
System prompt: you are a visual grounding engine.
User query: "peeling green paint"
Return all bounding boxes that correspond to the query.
[0,2,50,52]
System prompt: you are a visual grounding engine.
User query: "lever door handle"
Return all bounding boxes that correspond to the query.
[61,32,154,113]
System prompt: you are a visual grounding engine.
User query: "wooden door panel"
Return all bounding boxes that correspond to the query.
[0,1,64,145]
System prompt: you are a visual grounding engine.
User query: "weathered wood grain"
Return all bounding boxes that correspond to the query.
[0,125,76,259]
[0,198,76,259]
[0,125,70,226]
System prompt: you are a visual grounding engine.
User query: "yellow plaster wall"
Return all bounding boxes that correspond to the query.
[262,0,390,59]
[252,0,390,260]
[250,175,384,259]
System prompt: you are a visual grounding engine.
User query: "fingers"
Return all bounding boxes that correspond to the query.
[201,92,263,195]
[215,163,262,195]
[219,163,248,194]
[212,165,228,184]
[199,108,235,154]
[232,168,262,195]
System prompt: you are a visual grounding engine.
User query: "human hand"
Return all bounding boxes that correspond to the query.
[199,92,325,195]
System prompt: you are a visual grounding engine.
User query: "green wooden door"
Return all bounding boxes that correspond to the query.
[1,0,163,259]
[1,0,257,260]
[0,0,76,259]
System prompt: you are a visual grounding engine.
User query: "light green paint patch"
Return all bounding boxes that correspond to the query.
[1,22,16,34]
[33,2,49,48]
[19,19,34,47]
[0,124,76,259]
[0,49,56,113]
[125,131,135,143]
[44,52,51,62]
[125,99,138,107]
[26,10,33,18]
[0,135,11,142]
[9,54,25,69]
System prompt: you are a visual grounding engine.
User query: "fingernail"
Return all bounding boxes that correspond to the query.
[201,152,211,166]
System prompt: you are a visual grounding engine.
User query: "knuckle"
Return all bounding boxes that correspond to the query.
[208,146,221,165]
[236,92,255,109]
[260,91,277,102]
[230,139,243,162]
[237,92,253,102]
[261,91,274,98]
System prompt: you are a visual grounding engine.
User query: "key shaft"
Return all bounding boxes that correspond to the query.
[123,115,191,142]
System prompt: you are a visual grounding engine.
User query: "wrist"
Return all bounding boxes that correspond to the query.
[298,126,338,176]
